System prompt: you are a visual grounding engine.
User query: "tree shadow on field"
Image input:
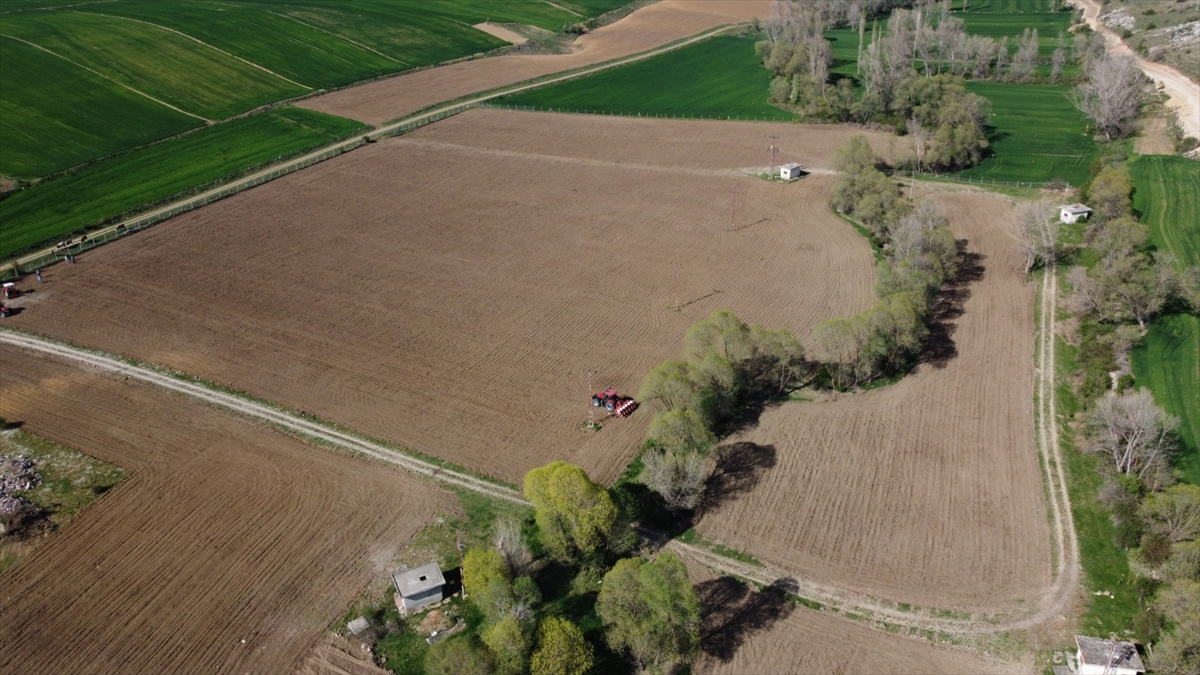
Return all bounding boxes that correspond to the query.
[697,442,777,517]
[698,576,797,662]
[922,240,985,369]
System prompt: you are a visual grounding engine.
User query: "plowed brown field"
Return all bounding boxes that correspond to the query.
[0,353,453,675]
[697,188,1053,613]
[4,110,891,484]
[298,0,772,125]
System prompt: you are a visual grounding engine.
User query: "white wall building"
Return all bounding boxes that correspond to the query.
[1075,636,1144,675]
[1060,203,1093,223]
[780,162,804,180]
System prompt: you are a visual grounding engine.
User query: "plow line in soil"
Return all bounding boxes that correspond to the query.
[0,329,524,505]
[2,305,1076,635]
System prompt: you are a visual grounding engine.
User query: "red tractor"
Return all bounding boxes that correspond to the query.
[592,388,638,417]
[2,283,19,300]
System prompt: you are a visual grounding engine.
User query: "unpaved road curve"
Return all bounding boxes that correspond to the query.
[1068,0,1200,143]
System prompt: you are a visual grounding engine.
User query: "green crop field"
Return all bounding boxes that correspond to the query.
[1131,314,1200,485]
[0,35,200,178]
[0,11,306,120]
[0,108,364,258]
[0,0,628,182]
[958,82,1097,185]
[1128,154,1200,484]
[497,35,799,121]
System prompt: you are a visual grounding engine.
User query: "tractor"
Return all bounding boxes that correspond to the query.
[2,283,19,300]
[592,388,638,417]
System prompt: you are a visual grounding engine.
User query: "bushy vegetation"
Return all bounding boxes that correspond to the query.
[0,107,365,258]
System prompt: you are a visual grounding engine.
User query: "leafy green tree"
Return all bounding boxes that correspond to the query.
[463,547,515,621]
[1087,164,1133,222]
[483,615,532,675]
[530,617,593,675]
[425,637,491,675]
[1162,540,1200,582]
[647,409,717,457]
[638,359,699,413]
[1139,484,1200,544]
[524,462,617,562]
[1151,580,1200,675]
[684,309,752,364]
[835,135,876,175]
[746,325,809,396]
[596,552,700,674]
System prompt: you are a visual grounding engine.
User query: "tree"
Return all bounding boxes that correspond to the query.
[684,309,752,365]
[907,118,931,173]
[530,617,593,675]
[1162,540,1200,583]
[647,409,717,457]
[425,637,491,675]
[495,517,533,578]
[1087,164,1133,222]
[638,359,699,413]
[1088,389,1179,482]
[463,547,515,620]
[1013,199,1060,274]
[1011,27,1039,82]
[1151,580,1200,675]
[640,448,708,510]
[1051,33,1067,82]
[597,553,700,674]
[1139,484,1200,544]
[483,615,532,675]
[1070,52,1146,140]
[524,462,617,562]
[835,135,877,175]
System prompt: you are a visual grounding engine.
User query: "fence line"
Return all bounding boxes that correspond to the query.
[479,102,792,124]
[905,169,1070,191]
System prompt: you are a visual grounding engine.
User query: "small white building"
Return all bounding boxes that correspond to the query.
[393,562,446,613]
[779,162,804,180]
[1075,636,1144,675]
[1060,203,1093,223]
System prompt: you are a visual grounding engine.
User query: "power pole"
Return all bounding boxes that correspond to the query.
[587,369,595,427]
[672,263,681,311]
[456,529,466,598]
[768,135,779,175]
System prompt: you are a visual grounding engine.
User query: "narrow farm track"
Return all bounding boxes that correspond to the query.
[2,261,1077,638]
[0,330,524,505]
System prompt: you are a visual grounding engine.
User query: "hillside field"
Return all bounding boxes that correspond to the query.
[497,35,798,121]
[0,0,626,180]
[1129,154,1200,485]
[0,107,364,258]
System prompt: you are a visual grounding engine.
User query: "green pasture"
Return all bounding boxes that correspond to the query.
[0,36,199,178]
[957,82,1097,185]
[1130,155,1200,267]
[497,35,799,121]
[1131,314,1200,485]
[1128,154,1200,484]
[0,107,364,258]
[0,11,305,120]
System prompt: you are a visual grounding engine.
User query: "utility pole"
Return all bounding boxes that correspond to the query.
[672,263,681,311]
[456,529,466,598]
[768,135,779,175]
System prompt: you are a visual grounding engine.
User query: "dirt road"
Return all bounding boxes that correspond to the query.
[1068,0,1200,144]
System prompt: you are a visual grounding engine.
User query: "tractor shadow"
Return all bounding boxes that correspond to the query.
[697,442,777,517]
[921,241,985,369]
[698,576,797,663]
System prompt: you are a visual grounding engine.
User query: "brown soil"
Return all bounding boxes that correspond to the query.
[3,110,892,485]
[1134,115,1176,155]
[687,562,1030,675]
[298,1,773,126]
[0,353,454,675]
[295,634,390,675]
[473,23,528,46]
[695,188,1054,613]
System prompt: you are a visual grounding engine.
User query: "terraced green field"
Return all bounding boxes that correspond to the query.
[1128,154,1200,484]
[497,35,799,121]
[0,108,364,258]
[0,35,199,178]
[958,82,1097,186]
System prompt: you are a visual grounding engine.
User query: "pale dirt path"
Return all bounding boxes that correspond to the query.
[473,23,528,46]
[1068,0,1200,144]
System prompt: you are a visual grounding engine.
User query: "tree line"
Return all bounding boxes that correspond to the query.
[1058,152,1200,674]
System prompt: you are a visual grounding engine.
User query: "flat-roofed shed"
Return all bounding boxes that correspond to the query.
[392,562,446,613]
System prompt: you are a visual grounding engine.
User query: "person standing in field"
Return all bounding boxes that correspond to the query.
[36,269,42,283]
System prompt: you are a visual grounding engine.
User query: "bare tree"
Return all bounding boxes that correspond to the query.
[1070,52,1147,140]
[1011,28,1039,82]
[994,36,1010,79]
[1139,484,1200,543]
[970,35,996,79]
[1050,32,1067,83]
[1088,388,1179,481]
[1013,198,1060,274]
[906,117,931,174]
[494,517,533,578]
[640,449,708,510]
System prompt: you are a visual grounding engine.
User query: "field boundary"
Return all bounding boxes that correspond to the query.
[480,101,794,123]
[0,22,741,281]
